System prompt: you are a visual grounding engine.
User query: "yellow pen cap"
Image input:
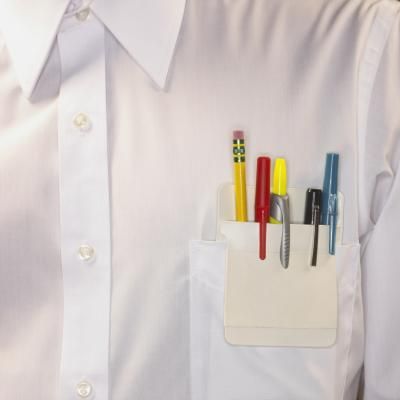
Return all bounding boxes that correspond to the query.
[272,158,287,196]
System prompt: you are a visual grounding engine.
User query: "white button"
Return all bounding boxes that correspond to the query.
[78,244,95,262]
[76,380,92,398]
[73,113,92,132]
[75,8,90,21]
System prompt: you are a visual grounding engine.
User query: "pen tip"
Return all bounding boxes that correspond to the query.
[233,130,244,140]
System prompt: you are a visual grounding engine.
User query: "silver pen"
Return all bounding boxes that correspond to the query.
[269,158,290,268]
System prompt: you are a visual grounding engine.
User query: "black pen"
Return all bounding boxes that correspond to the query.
[304,189,322,267]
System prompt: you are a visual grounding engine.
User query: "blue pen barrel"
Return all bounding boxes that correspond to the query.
[321,153,339,255]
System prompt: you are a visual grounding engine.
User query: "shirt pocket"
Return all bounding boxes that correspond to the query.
[189,184,361,400]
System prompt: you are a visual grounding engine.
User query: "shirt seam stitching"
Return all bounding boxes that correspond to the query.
[350,2,398,399]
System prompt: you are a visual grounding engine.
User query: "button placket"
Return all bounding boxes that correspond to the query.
[57,15,111,400]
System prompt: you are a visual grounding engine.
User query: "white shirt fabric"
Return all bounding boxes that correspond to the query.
[0,0,399,399]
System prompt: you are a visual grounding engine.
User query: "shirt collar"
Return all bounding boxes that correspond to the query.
[0,0,187,98]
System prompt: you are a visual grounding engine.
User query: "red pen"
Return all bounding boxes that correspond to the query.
[255,157,271,260]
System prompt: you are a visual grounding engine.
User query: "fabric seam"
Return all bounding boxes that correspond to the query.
[346,2,398,399]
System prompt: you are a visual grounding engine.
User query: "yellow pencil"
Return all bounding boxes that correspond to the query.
[233,130,248,221]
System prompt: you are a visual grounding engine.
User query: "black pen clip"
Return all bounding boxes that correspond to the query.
[311,205,320,266]
[304,189,322,267]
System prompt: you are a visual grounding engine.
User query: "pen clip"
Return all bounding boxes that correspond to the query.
[328,193,337,216]
[328,193,337,255]
[255,156,271,261]
[304,188,322,267]
[270,193,290,268]
[311,205,320,266]
[259,209,267,260]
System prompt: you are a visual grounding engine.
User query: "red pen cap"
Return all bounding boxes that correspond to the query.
[255,156,271,222]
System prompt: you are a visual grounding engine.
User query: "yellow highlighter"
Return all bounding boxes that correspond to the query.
[270,158,287,224]
[233,130,248,221]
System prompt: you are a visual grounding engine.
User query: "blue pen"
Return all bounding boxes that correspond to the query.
[321,153,339,255]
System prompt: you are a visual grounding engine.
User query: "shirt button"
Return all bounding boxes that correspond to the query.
[78,244,95,262]
[76,380,93,398]
[73,113,92,132]
[75,8,90,21]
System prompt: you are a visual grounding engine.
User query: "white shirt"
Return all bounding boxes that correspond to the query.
[0,0,399,399]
